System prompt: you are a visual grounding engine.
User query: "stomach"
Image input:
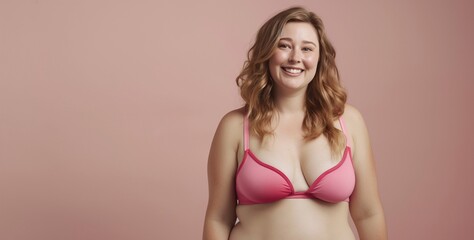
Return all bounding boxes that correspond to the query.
[229,199,356,240]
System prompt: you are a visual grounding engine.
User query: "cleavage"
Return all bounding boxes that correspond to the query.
[250,133,341,192]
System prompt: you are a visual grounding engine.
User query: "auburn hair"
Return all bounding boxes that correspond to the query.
[236,7,347,155]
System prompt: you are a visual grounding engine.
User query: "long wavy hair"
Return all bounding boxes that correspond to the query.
[236,7,347,155]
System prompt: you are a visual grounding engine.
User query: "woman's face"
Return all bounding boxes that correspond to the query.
[269,22,319,94]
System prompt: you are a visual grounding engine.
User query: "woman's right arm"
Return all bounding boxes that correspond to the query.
[202,111,242,240]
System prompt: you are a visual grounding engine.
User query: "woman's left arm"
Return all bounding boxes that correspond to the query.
[346,105,388,240]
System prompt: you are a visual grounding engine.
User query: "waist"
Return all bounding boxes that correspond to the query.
[232,199,354,240]
[236,198,351,229]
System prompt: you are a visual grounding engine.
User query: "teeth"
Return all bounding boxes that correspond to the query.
[284,68,302,74]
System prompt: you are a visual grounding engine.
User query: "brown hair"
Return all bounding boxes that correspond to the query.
[236,7,347,154]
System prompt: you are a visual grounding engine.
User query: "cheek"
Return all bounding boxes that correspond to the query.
[269,51,288,66]
[304,55,319,70]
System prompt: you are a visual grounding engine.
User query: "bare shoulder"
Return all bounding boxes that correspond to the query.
[216,107,245,133]
[343,103,366,130]
[212,107,246,152]
[219,107,246,126]
[342,104,371,152]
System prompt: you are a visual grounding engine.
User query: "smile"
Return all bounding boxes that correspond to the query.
[282,67,304,74]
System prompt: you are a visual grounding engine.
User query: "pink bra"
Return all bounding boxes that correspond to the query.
[235,116,355,205]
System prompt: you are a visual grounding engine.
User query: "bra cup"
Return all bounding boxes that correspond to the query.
[236,154,292,204]
[307,155,355,203]
[236,148,355,205]
[236,115,355,205]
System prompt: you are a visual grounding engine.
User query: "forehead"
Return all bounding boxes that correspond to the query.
[279,22,319,43]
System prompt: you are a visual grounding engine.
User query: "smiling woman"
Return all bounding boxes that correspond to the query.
[202,6,387,240]
[269,22,319,94]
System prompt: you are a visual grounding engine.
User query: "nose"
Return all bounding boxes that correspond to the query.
[288,49,302,63]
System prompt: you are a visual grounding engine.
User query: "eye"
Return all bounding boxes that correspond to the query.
[302,47,313,52]
[278,43,291,49]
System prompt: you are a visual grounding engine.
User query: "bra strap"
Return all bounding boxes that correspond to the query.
[243,115,249,151]
[338,116,350,148]
[338,116,347,136]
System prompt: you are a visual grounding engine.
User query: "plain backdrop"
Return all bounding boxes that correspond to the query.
[1,0,473,239]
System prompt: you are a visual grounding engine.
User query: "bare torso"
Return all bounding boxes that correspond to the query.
[230,200,355,240]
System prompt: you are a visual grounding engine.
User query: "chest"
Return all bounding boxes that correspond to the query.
[240,130,346,192]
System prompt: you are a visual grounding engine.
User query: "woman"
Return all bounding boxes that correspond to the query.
[203,7,387,240]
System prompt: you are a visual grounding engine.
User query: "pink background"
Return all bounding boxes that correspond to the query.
[1,0,473,239]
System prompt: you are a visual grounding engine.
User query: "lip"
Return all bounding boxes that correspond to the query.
[281,66,304,76]
[281,66,304,71]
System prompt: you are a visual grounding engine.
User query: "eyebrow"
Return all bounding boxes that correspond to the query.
[279,37,317,47]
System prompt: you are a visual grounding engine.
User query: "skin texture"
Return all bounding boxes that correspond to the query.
[203,22,387,240]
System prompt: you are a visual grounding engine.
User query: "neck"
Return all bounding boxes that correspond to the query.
[273,88,307,115]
